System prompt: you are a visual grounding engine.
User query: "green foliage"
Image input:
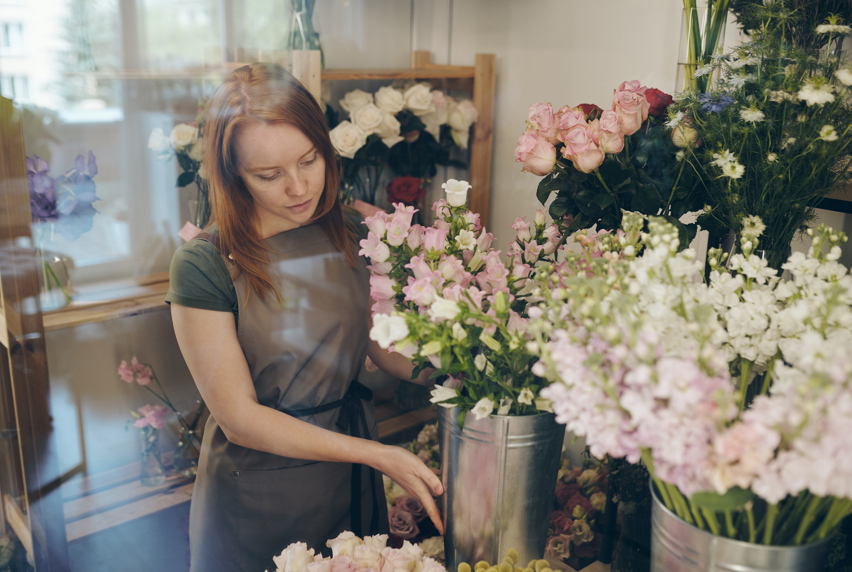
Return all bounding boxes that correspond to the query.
[730,0,852,51]
[690,487,754,511]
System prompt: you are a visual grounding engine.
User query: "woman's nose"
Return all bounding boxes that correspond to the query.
[288,174,308,197]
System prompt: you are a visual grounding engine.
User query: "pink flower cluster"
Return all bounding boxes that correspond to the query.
[133,404,170,429]
[118,357,153,386]
[514,81,655,176]
[538,327,737,497]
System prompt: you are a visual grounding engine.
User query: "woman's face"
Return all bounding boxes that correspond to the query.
[234,121,326,237]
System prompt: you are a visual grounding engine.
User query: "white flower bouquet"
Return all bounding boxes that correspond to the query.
[268,532,446,572]
[529,214,852,545]
[671,5,852,269]
[364,180,563,426]
[328,84,477,207]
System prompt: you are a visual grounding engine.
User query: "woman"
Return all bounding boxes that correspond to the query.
[166,63,442,572]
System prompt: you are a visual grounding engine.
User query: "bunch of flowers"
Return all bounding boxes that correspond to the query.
[408,423,440,471]
[27,152,100,305]
[546,457,608,570]
[327,84,477,209]
[267,532,446,572]
[118,357,205,474]
[364,179,565,426]
[528,213,852,545]
[670,5,852,269]
[515,81,701,244]
[148,98,210,228]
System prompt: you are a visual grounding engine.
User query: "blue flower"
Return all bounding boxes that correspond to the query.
[27,152,100,241]
[699,94,735,113]
[27,155,59,222]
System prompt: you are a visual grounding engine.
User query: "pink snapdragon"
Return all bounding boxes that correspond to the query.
[370,275,396,301]
[386,217,410,247]
[406,225,424,249]
[511,217,531,241]
[390,203,416,227]
[423,227,449,255]
[364,211,389,238]
[359,232,391,263]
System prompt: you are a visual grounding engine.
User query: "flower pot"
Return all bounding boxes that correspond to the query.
[140,430,166,487]
[438,406,564,570]
[650,484,835,572]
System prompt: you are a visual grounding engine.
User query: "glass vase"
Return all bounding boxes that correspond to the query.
[173,426,202,479]
[140,429,166,487]
[675,5,728,93]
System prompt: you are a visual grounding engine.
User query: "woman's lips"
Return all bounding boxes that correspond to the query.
[289,199,312,212]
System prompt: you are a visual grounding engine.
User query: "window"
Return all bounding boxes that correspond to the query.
[0,74,27,100]
[0,21,24,55]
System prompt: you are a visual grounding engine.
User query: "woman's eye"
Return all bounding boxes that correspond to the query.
[301,155,318,167]
[258,173,278,181]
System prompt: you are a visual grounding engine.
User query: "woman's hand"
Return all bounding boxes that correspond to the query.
[373,445,444,534]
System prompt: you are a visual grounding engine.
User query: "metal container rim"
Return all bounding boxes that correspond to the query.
[650,479,838,552]
[438,406,557,420]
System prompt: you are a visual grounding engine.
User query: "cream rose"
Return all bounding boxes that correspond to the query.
[376,111,404,148]
[329,121,367,159]
[351,103,384,135]
[448,99,478,132]
[375,86,405,114]
[339,89,373,113]
[170,124,198,149]
[147,128,170,153]
[327,532,362,559]
[404,83,436,116]
[188,140,205,162]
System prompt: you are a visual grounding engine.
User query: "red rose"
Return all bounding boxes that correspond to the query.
[577,103,603,121]
[550,510,574,536]
[645,88,674,119]
[566,493,593,518]
[386,176,426,205]
[556,483,582,507]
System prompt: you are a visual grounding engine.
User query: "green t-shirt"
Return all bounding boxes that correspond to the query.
[165,210,368,320]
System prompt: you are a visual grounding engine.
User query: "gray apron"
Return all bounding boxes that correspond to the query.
[188,224,388,572]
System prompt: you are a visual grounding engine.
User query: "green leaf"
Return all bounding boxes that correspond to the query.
[690,487,754,511]
[536,174,569,205]
[549,196,573,219]
[661,215,692,250]
[630,184,663,214]
[594,193,615,209]
[457,409,467,430]
[177,171,196,188]
[563,211,588,234]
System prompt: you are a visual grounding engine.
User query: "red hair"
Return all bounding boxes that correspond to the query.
[203,62,359,302]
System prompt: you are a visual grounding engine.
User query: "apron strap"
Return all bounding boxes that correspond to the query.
[281,380,381,537]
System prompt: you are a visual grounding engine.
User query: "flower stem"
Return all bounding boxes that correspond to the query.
[763,503,777,545]
[724,510,736,538]
[702,509,721,536]
[747,506,756,543]
[44,260,72,304]
[738,359,754,411]
[792,495,822,545]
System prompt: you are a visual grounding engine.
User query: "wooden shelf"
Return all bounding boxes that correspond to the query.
[322,66,475,81]
[42,272,170,331]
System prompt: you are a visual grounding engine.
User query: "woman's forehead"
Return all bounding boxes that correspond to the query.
[235,121,314,169]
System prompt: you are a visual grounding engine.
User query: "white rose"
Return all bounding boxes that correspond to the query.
[351,103,384,135]
[369,314,409,349]
[272,542,317,572]
[339,89,373,113]
[374,86,405,113]
[404,83,436,116]
[170,124,197,149]
[419,111,441,140]
[452,129,470,149]
[430,383,458,407]
[329,121,367,159]
[198,163,208,180]
[441,179,471,207]
[326,531,362,558]
[363,535,389,552]
[471,397,495,420]
[429,297,461,321]
[188,140,205,162]
[376,111,404,148]
[147,128,171,153]
[448,99,478,132]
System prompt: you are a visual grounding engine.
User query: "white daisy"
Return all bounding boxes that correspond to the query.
[739,107,765,123]
[835,68,852,86]
[727,74,755,89]
[768,90,796,103]
[694,64,716,78]
[665,111,685,129]
[721,161,745,179]
[783,137,797,149]
[820,125,839,142]
[741,215,766,239]
[798,80,835,106]
[728,57,757,69]
[767,153,778,163]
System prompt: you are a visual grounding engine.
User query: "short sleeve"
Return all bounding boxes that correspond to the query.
[343,206,369,245]
[165,238,238,315]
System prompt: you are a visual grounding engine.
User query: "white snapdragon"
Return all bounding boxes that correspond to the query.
[471,397,494,420]
[429,383,459,408]
[442,179,471,207]
[369,314,408,349]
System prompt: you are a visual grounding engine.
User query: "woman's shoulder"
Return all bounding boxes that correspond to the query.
[167,225,237,312]
[342,205,369,243]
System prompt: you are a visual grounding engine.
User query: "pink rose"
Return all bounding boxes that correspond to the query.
[616,80,650,120]
[570,143,605,174]
[364,211,389,238]
[557,108,586,141]
[596,110,625,154]
[520,135,556,176]
[330,556,357,572]
[423,227,449,254]
[352,545,383,570]
[395,495,428,522]
[370,275,396,301]
[386,504,420,535]
[514,130,538,162]
[560,127,592,157]
[306,560,332,572]
[528,102,558,143]
[612,84,648,136]
[545,534,572,560]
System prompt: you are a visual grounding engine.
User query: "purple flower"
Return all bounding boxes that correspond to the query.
[395,495,427,523]
[53,152,100,241]
[387,507,419,539]
[27,155,58,222]
[699,94,735,113]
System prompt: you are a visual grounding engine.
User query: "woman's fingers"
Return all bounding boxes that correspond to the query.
[407,475,444,534]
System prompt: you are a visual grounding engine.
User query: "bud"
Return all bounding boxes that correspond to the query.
[494,291,510,314]
[419,340,442,357]
[480,332,501,352]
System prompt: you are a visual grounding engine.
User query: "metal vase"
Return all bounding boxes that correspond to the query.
[651,485,835,572]
[438,407,564,570]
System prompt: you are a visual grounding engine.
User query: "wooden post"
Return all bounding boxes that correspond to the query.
[291,50,322,104]
[0,97,71,570]
[469,53,496,228]
[411,51,432,69]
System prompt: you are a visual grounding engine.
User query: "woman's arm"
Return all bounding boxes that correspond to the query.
[171,303,443,532]
[365,312,435,386]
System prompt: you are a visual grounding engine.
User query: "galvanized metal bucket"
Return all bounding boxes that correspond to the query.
[651,484,836,572]
[438,406,564,571]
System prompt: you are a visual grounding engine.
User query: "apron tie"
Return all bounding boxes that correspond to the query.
[280,380,381,537]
